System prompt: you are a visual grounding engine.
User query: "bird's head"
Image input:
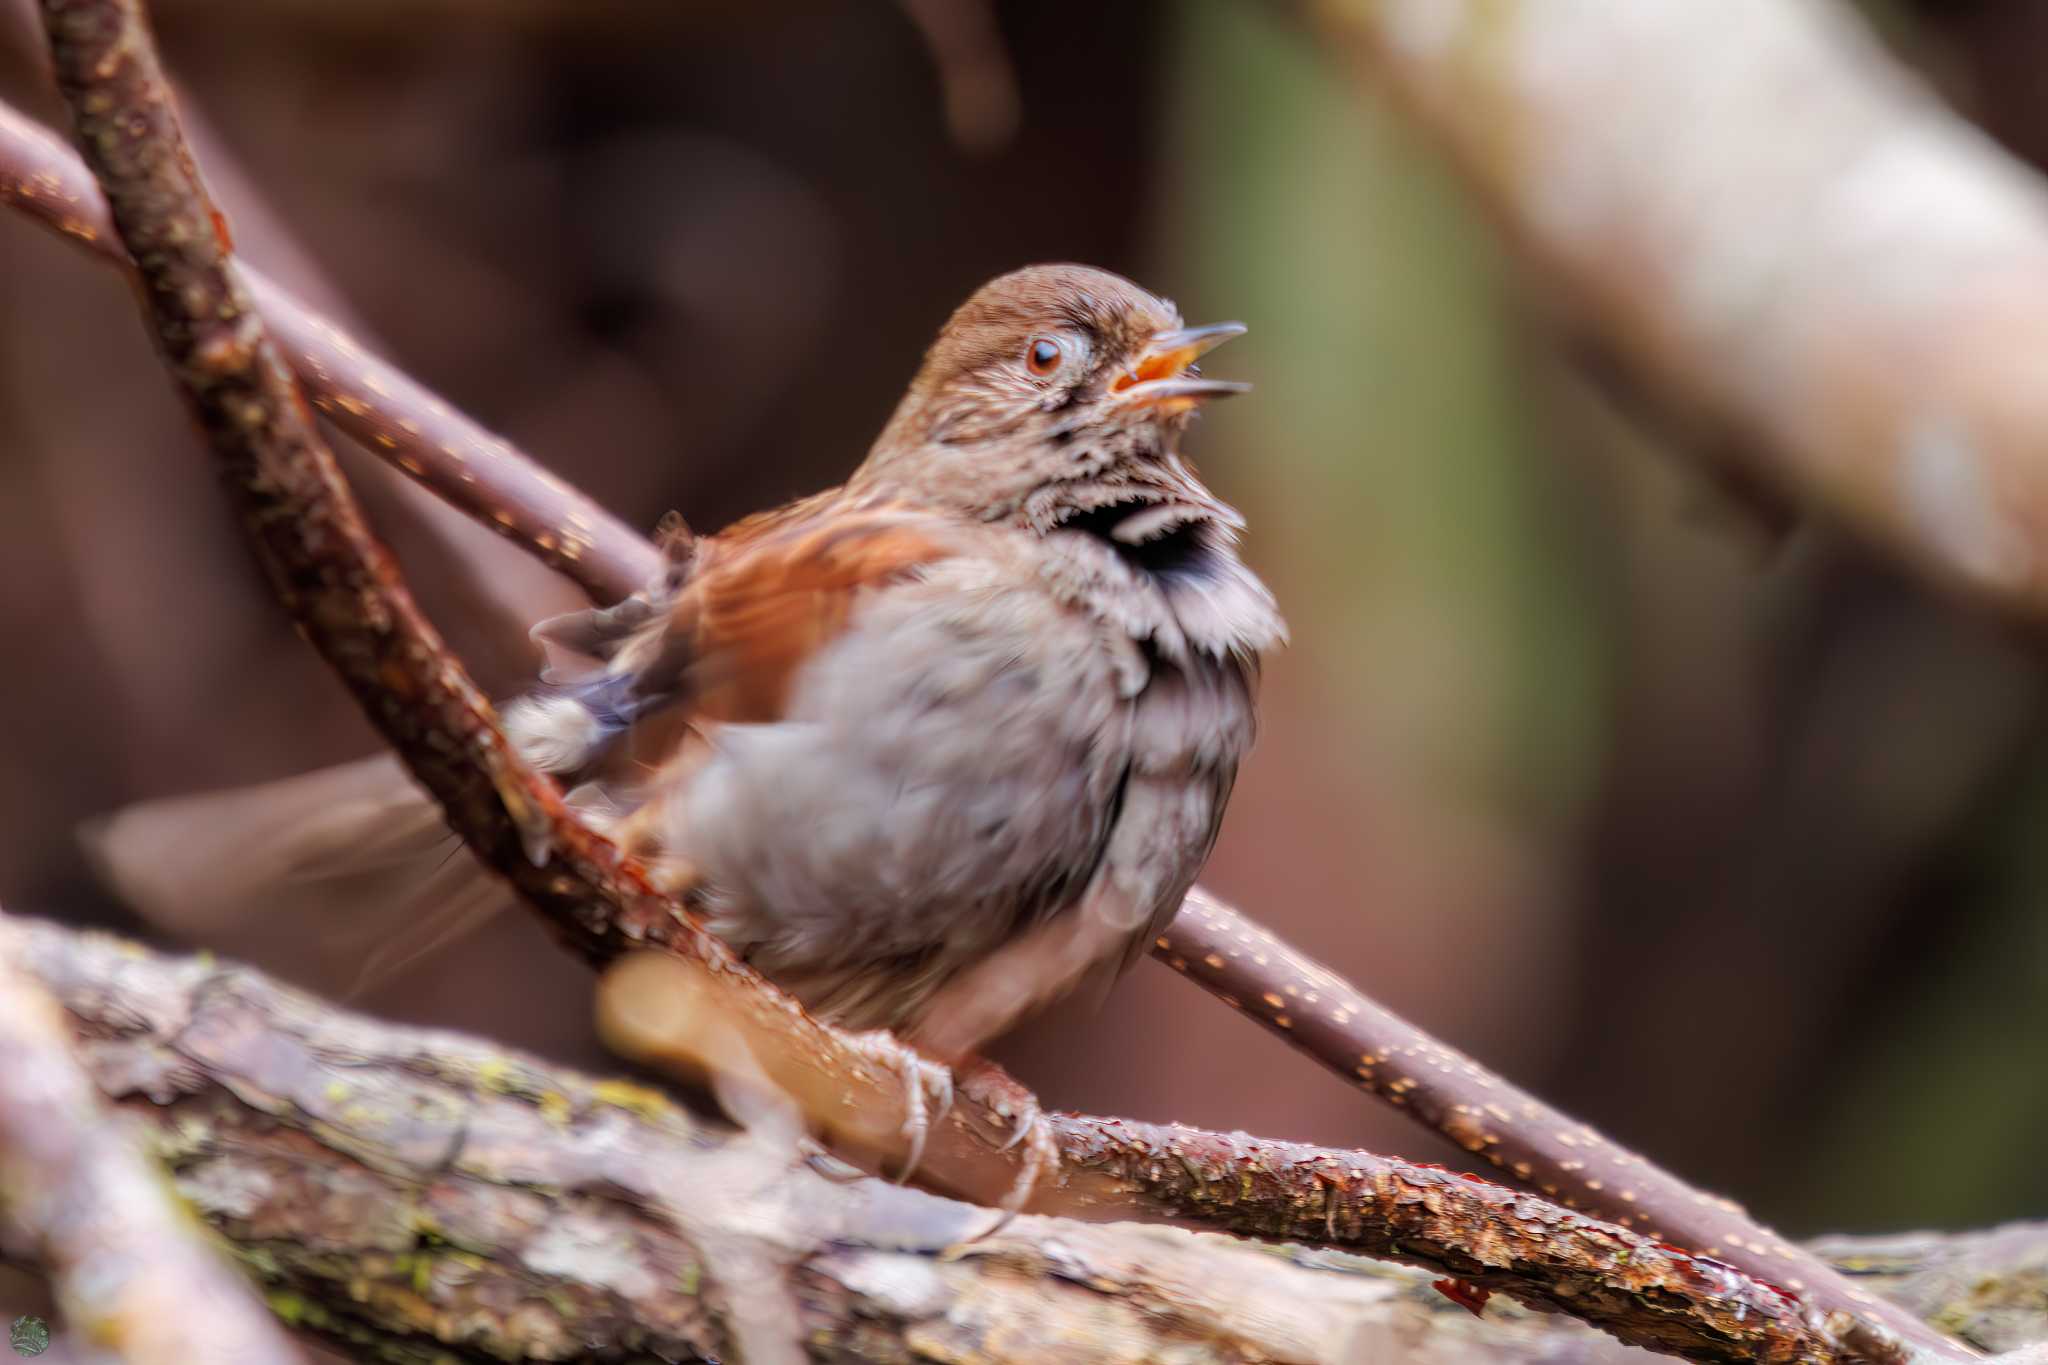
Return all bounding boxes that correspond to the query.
[854,263,1248,542]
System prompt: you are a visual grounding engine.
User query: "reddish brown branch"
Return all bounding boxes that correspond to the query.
[0,99,658,604]
[1158,891,1961,1360]
[1055,1113,1882,1365]
[0,905,305,1365]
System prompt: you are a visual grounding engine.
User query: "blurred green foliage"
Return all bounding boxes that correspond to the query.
[1168,0,1608,830]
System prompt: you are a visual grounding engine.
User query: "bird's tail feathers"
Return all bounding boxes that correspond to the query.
[82,753,510,998]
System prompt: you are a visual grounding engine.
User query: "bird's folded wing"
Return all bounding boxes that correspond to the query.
[536,504,966,731]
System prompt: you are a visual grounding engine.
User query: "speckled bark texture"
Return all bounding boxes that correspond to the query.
[1054,1115,1861,1364]
[6,919,1372,1363]
[1158,890,1942,1361]
[14,920,2048,1365]
[0,918,303,1365]
[603,952,1871,1364]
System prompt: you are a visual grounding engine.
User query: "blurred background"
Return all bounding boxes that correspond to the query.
[1,0,2045,1242]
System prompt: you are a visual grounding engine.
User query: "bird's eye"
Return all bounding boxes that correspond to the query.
[1025,336,1064,376]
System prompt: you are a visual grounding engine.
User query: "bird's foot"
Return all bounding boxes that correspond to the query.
[957,1060,1059,1232]
[846,1029,954,1185]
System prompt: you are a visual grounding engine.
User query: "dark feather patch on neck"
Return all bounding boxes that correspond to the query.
[1057,499,1218,581]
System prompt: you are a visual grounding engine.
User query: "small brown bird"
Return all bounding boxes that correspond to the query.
[93,263,1285,1143]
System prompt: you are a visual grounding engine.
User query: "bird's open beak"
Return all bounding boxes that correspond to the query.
[1112,321,1250,411]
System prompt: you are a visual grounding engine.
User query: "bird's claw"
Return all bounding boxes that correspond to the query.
[983,1095,1056,1231]
[953,1063,1059,1238]
[996,1105,1036,1152]
[846,1029,954,1185]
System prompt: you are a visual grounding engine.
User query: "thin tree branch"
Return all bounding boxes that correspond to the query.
[0,0,583,643]
[0,51,1954,1359]
[0,98,659,604]
[1157,890,1962,1361]
[0,907,304,1365]
[19,918,1920,1365]
[1055,1112,1875,1364]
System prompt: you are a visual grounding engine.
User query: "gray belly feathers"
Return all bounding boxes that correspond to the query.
[678,572,1138,1018]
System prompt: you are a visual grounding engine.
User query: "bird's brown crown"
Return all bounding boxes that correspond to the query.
[912,263,1181,397]
[851,263,1248,529]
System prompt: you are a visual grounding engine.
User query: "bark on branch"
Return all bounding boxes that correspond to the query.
[0,911,303,1365]
[1157,892,1952,1360]
[18,919,2043,1365]
[17,917,1386,1364]
[593,952,1864,1362]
